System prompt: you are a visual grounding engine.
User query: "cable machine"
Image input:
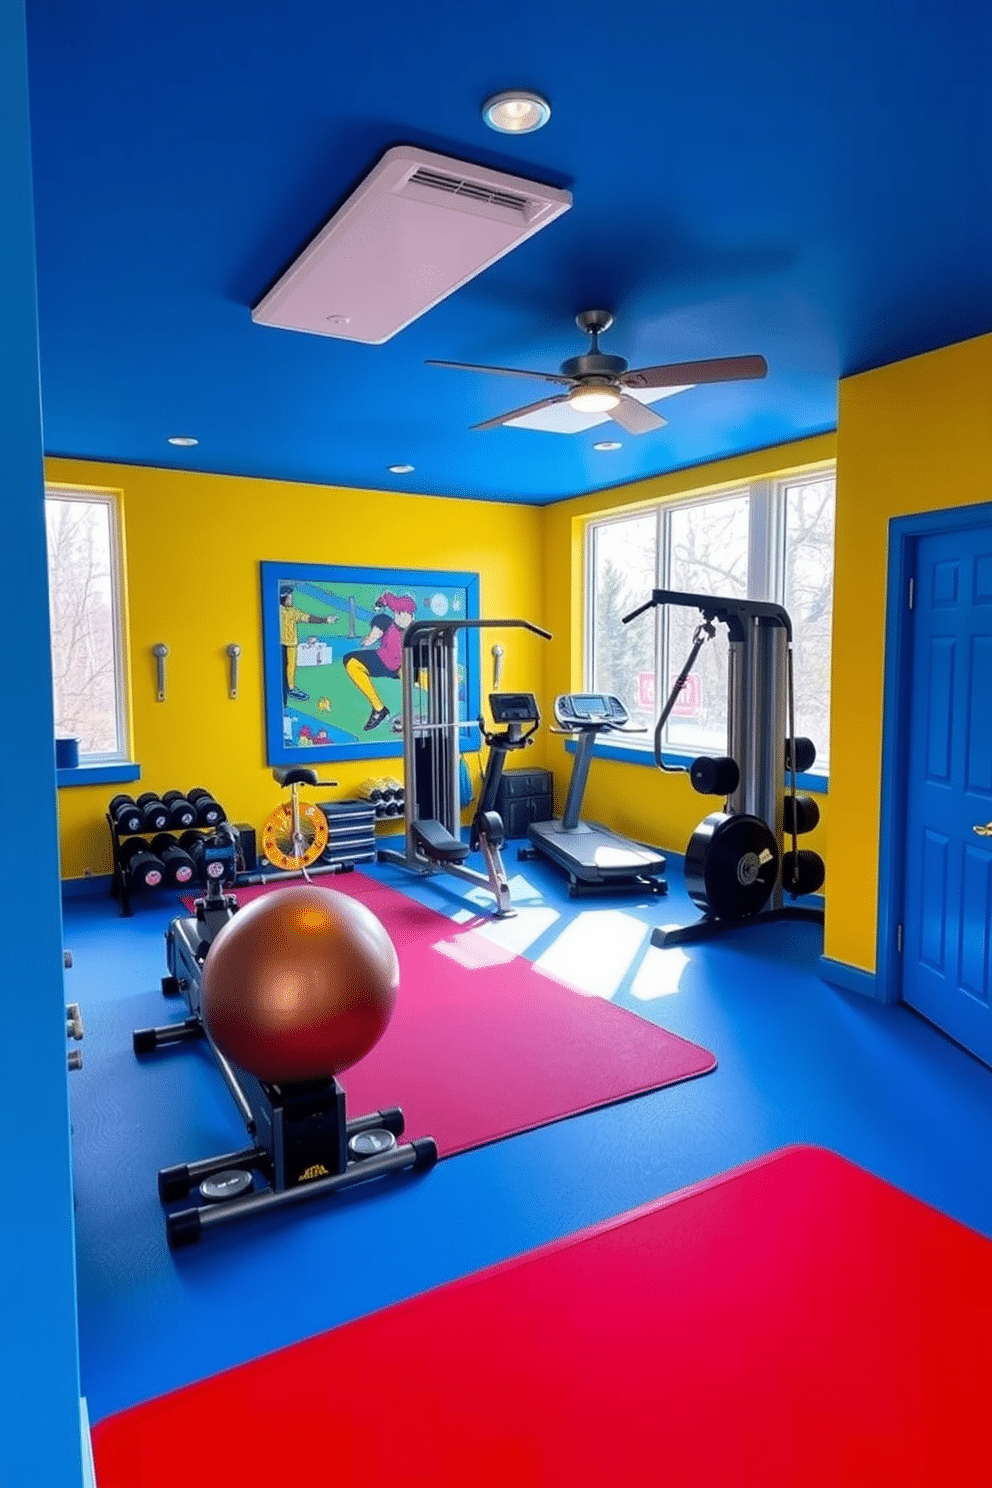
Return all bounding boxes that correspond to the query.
[378,617,550,917]
[623,589,825,948]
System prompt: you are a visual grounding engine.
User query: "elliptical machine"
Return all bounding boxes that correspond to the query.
[520,692,668,897]
[378,617,551,917]
[623,589,825,948]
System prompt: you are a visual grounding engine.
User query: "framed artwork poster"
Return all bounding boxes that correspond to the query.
[260,562,481,764]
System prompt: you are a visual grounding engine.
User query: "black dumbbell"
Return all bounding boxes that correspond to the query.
[136,792,170,831]
[150,833,197,886]
[119,837,166,890]
[782,848,826,898]
[187,788,224,826]
[161,790,197,829]
[785,737,817,773]
[782,794,820,835]
[179,829,207,867]
[689,755,740,796]
[109,794,143,834]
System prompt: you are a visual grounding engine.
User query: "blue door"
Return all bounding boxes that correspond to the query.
[902,524,992,1060]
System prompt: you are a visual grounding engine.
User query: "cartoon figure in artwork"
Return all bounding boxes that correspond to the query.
[343,591,417,731]
[280,585,332,703]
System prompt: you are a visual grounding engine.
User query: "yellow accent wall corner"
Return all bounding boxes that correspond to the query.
[50,459,549,881]
[827,330,992,973]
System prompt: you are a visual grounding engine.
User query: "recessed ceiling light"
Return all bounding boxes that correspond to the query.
[569,385,621,414]
[388,464,415,474]
[593,440,623,451]
[482,91,551,134]
[167,436,198,447]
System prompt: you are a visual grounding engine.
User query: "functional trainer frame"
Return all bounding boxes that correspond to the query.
[624,589,825,947]
[379,617,550,917]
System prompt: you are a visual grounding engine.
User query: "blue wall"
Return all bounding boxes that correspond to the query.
[0,7,84,1485]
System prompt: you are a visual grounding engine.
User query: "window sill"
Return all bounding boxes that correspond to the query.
[564,739,829,795]
[57,762,141,789]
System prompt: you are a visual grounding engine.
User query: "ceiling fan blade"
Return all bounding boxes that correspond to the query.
[608,395,668,434]
[621,354,768,390]
[470,394,571,431]
[426,359,572,386]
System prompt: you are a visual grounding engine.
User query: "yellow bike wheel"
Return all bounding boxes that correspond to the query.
[259,801,329,872]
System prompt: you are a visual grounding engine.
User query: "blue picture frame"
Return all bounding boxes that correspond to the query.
[260,561,481,764]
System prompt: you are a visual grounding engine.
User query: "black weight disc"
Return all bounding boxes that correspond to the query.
[689,755,740,796]
[684,812,779,921]
[782,794,820,835]
[782,848,826,898]
[784,736,817,773]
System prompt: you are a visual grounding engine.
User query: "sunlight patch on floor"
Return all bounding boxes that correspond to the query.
[629,944,690,1000]
[433,905,562,969]
[533,910,649,999]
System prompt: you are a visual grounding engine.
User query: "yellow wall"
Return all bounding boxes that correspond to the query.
[538,435,837,866]
[827,331,992,972]
[50,458,549,880]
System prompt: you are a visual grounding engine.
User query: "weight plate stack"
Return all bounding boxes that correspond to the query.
[685,812,779,921]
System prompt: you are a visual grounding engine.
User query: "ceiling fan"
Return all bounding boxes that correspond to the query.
[426,310,767,435]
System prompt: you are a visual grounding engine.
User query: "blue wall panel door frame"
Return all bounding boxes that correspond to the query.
[878,500,992,1010]
[901,526,992,1057]
[0,8,85,1486]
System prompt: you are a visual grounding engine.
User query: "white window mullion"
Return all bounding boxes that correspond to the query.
[746,479,783,602]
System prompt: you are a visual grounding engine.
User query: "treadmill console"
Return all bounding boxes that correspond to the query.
[554,693,630,729]
[489,692,540,724]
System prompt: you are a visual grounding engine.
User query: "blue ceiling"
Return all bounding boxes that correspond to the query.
[24,0,992,505]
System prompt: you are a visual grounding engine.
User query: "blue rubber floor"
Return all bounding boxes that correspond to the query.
[64,846,992,1424]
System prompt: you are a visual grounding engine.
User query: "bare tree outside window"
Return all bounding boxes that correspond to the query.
[784,478,834,770]
[46,494,123,757]
[590,515,657,722]
[666,496,749,755]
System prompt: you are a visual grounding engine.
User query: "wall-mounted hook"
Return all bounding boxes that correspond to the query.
[226,643,242,700]
[492,643,505,689]
[152,643,169,702]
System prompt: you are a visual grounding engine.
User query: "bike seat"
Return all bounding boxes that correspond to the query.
[273,767,319,788]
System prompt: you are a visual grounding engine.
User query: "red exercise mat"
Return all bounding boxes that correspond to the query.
[180,874,716,1157]
[92,1146,992,1487]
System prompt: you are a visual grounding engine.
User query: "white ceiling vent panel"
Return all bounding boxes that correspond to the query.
[251,146,572,345]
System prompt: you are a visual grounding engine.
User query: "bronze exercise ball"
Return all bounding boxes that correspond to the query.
[201,884,399,1084]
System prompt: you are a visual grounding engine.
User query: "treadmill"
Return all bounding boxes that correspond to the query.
[522,693,668,897]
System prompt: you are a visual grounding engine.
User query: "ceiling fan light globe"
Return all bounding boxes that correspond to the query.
[568,385,621,413]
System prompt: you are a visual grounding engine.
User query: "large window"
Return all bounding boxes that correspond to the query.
[586,470,835,773]
[46,488,129,762]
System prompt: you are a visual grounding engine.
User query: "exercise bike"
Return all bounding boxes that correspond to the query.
[132,785,438,1247]
[520,692,668,897]
[379,617,550,917]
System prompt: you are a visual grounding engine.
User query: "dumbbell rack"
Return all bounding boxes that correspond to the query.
[108,813,154,917]
[108,791,224,916]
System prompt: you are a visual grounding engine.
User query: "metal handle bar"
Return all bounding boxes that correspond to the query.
[404,618,552,646]
[622,589,792,643]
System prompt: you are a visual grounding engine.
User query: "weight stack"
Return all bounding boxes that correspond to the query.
[317,801,377,868]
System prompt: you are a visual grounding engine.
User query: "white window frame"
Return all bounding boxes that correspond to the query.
[46,485,131,765]
[584,466,834,776]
